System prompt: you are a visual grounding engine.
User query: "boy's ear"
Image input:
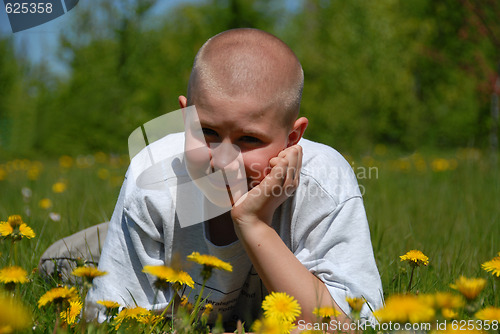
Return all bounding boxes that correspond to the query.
[179,96,188,123]
[179,95,187,126]
[179,95,188,109]
[287,117,309,147]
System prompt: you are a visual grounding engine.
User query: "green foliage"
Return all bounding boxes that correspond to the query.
[0,38,33,154]
[1,0,499,156]
[289,0,424,151]
[288,0,499,153]
[24,0,283,156]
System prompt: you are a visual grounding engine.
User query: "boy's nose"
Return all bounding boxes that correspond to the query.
[210,142,241,172]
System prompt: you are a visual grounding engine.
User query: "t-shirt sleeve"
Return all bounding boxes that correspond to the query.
[289,143,384,321]
[85,171,174,321]
[293,196,383,320]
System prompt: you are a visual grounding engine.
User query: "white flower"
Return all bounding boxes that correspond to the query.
[49,212,61,222]
[22,187,32,200]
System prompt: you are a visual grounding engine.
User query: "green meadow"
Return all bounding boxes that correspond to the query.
[358,149,499,306]
[0,147,498,332]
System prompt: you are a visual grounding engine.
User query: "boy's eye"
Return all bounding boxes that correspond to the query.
[202,128,219,138]
[240,136,262,144]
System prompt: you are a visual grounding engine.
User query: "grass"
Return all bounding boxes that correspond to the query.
[0,147,499,332]
[357,148,499,305]
[0,154,128,332]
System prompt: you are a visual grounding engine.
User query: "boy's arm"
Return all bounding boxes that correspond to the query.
[231,145,349,324]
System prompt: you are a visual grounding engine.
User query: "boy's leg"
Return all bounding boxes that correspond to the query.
[38,222,109,282]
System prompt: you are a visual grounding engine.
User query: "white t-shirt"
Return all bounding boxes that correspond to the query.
[86,133,383,328]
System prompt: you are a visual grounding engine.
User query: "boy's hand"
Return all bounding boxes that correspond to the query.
[231,145,303,229]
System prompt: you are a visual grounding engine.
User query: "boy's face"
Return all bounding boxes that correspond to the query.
[182,91,291,195]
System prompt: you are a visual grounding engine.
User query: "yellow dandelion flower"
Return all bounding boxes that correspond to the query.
[52,182,67,193]
[142,265,194,288]
[97,300,121,309]
[173,270,195,288]
[60,299,82,325]
[0,266,29,284]
[0,218,35,240]
[7,215,23,227]
[117,306,150,319]
[373,294,435,323]
[142,265,175,281]
[400,250,429,267]
[180,295,188,307]
[431,292,465,310]
[251,319,264,333]
[27,167,40,180]
[38,198,53,210]
[19,224,35,239]
[475,306,500,321]
[94,152,107,164]
[450,276,486,301]
[275,319,296,334]
[346,296,366,312]
[137,313,163,325]
[251,317,283,334]
[441,308,458,320]
[114,306,150,330]
[187,252,233,272]
[262,292,301,323]
[481,256,500,278]
[0,222,13,237]
[202,303,213,317]
[38,286,78,308]
[313,306,341,318]
[431,158,451,172]
[205,303,213,312]
[72,266,107,281]
[97,168,110,180]
[0,295,32,332]
[59,155,74,169]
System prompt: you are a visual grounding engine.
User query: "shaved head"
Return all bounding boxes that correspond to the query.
[187,28,304,127]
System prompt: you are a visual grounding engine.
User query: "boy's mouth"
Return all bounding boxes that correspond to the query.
[206,171,246,190]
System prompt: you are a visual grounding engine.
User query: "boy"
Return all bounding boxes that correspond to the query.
[85,28,383,328]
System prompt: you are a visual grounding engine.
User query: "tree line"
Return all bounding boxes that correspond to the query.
[0,0,499,158]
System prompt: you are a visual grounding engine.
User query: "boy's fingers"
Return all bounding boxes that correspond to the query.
[279,145,302,186]
[294,145,303,183]
[258,145,303,199]
[268,156,288,185]
[270,146,302,194]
